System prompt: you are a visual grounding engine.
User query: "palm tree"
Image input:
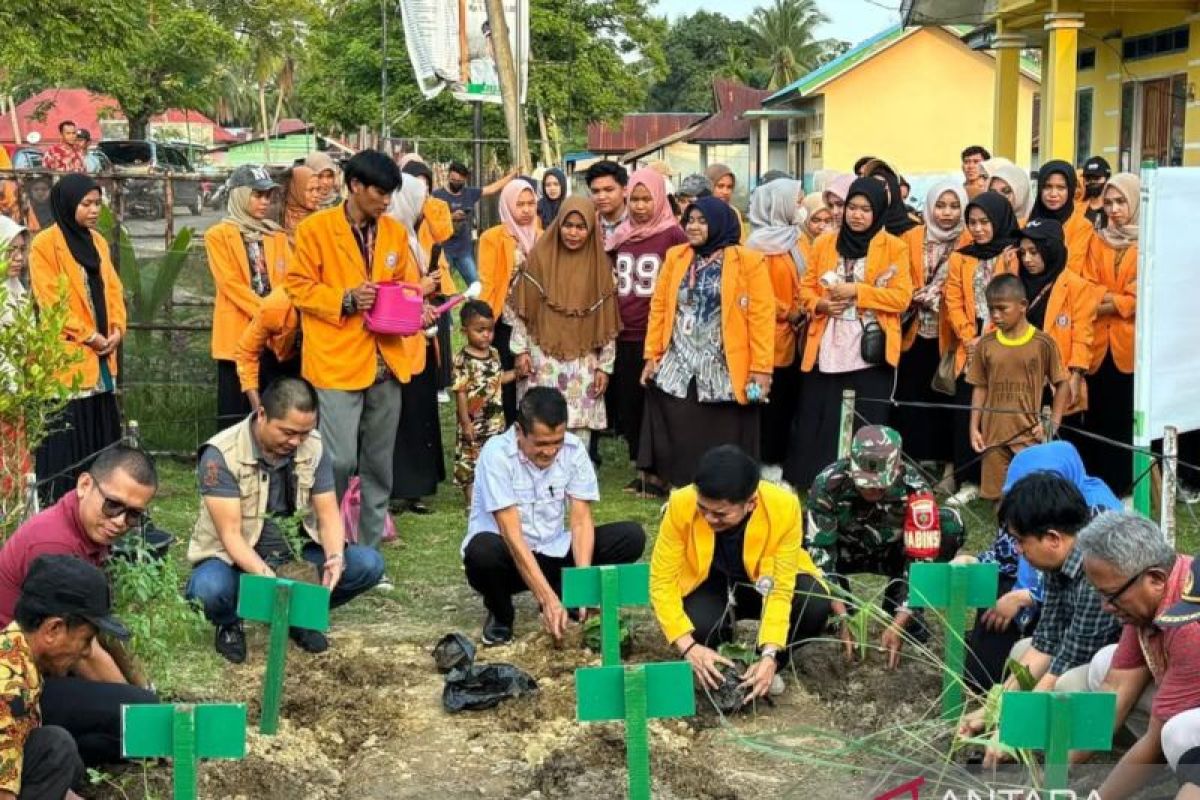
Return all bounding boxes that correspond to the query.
[748,0,835,90]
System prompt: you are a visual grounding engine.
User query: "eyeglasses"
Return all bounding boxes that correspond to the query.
[1101,569,1146,606]
[94,484,146,526]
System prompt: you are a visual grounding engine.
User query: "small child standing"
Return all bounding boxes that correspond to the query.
[968,274,1070,501]
[453,301,516,504]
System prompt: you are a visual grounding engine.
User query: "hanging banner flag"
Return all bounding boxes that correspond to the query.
[399,0,529,105]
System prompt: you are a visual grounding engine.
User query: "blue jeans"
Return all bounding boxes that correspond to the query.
[446,251,478,285]
[186,543,385,626]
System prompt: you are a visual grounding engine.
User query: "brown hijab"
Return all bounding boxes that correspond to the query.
[513,196,621,361]
[283,166,316,239]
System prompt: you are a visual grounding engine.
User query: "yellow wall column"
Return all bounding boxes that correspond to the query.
[1186,17,1200,167]
[1042,11,1086,162]
[992,29,1025,161]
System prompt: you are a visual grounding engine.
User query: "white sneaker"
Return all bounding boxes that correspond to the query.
[373,576,395,593]
[947,483,980,507]
[437,391,450,404]
[769,674,785,697]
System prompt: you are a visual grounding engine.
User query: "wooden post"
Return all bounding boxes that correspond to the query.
[838,389,856,460]
[1161,426,1178,546]
[21,473,38,523]
[483,0,530,171]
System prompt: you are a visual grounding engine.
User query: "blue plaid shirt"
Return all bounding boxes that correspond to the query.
[1031,545,1122,676]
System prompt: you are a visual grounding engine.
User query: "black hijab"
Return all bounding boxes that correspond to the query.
[684,196,741,258]
[538,168,567,228]
[958,190,1021,261]
[50,174,107,333]
[835,178,888,260]
[1030,160,1077,224]
[866,163,919,236]
[1018,218,1067,329]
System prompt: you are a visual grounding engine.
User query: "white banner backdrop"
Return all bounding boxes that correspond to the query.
[398,0,529,105]
[1134,167,1200,442]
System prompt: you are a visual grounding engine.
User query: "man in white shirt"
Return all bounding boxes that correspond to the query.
[462,387,645,645]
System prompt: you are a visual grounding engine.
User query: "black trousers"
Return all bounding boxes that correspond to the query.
[18,725,83,800]
[963,575,1041,693]
[40,676,158,767]
[493,321,518,426]
[462,522,646,622]
[683,572,832,665]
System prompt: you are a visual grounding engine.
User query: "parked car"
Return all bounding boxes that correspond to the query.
[95,140,204,217]
[9,146,117,202]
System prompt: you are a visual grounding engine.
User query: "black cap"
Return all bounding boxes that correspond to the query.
[1022,217,1065,243]
[228,165,278,192]
[19,555,129,640]
[1082,156,1112,178]
[1158,557,1200,628]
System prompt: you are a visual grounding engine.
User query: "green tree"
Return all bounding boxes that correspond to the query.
[645,12,764,112]
[748,0,834,90]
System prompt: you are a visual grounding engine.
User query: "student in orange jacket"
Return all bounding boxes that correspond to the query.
[28,175,127,503]
[478,180,540,424]
[233,287,299,411]
[893,180,968,486]
[940,191,1021,502]
[205,165,292,426]
[782,177,913,490]
[284,150,431,557]
[1077,173,1141,495]
[1015,218,1097,425]
[639,196,774,490]
[744,178,807,471]
[1028,160,1094,274]
[401,159,457,392]
[799,192,832,264]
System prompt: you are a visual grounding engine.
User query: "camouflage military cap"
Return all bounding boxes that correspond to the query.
[849,425,904,489]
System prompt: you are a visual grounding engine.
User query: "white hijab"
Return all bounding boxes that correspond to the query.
[922,180,968,244]
[0,215,28,322]
[387,175,429,273]
[745,178,804,256]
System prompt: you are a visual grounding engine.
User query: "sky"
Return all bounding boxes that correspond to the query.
[651,0,901,47]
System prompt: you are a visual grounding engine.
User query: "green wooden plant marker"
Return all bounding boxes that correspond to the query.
[577,661,696,800]
[999,691,1116,792]
[908,562,999,720]
[122,703,247,800]
[236,574,330,734]
[562,563,649,666]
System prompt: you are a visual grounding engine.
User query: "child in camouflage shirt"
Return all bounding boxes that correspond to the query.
[452,301,517,503]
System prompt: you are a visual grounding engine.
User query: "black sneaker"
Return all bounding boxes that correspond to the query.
[481,613,513,646]
[215,622,247,664]
[289,627,329,654]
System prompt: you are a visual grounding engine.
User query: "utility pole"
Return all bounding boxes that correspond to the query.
[380,0,390,145]
[483,0,530,171]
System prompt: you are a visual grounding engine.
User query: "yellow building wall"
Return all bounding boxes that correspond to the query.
[821,27,1037,174]
[1073,11,1200,168]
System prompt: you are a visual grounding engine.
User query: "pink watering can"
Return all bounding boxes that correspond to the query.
[423,281,483,335]
[363,282,425,335]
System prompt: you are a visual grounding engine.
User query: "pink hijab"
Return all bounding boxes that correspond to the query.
[606,168,679,251]
[499,180,538,257]
[824,174,854,204]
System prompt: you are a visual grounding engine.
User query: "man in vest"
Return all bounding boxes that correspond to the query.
[186,377,385,663]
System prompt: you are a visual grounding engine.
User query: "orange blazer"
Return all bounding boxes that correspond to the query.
[478,225,519,318]
[29,225,126,389]
[761,251,803,368]
[941,248,1019,374]
[798,230,913,371]
[1082,237,1137,374]
[1037,269,1098,415]
[644,244,775,404]
[1063,208,1095,275]
[284,205,424,391]
[234,288,299,392]
[418,196,457,295]
[204,221,291,361]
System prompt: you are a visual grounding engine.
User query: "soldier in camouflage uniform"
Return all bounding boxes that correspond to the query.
[805,426,965,667]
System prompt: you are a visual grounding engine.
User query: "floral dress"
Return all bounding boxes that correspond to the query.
[654,252,734,402]
[511,317,616,431]
[451,347,507,488]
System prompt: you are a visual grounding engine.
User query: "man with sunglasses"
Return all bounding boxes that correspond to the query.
[0,445,159,770]
[1062,512,1200,800]
[805,426,965,669]
[959,472,1122,764]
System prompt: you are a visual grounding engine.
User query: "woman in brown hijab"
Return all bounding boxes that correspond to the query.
[511,196,621,443]
[282,165,319,244]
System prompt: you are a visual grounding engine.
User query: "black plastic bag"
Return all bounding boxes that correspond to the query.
[432,633,476,674]
[443,663,538,712]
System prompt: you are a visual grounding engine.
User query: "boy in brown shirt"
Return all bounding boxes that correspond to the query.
[967,274,1070,499]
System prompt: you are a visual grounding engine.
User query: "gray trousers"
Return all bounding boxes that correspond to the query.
[21,725,84,799]
[317,379,402,549]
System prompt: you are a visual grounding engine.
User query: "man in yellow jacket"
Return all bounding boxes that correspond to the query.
[650,445,833,705]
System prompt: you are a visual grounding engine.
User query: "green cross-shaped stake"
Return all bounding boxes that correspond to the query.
[562,563,649,666]
[999,691,1116,791]
[907,562,999,720]
[122,703,247,800]
[577,662,696,800]
[236,574,330,734]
